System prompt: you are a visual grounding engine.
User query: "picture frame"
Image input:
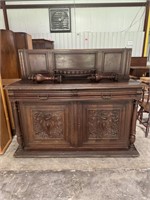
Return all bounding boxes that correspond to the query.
[49,8,71,33]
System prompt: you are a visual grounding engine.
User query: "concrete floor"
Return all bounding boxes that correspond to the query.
[0,121,150,200]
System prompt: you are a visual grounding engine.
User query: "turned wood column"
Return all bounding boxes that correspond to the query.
[12,102,24,150]
[130,100,138,149]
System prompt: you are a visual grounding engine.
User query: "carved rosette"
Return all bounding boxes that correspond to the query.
[32,111,64,139]
[87,110,120,138]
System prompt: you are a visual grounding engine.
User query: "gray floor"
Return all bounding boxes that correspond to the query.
[0,121,150,200]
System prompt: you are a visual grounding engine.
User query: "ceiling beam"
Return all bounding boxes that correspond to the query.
[5,2,146,9]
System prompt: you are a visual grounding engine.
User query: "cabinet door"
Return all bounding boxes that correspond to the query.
[81,101,133,150]
[18,102,72,150]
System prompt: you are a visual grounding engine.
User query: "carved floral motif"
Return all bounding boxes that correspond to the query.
[88,110,120,138]
[33,110,64,138]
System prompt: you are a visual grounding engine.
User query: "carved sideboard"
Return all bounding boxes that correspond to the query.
[7,80,142,157]
[6,49,143,157]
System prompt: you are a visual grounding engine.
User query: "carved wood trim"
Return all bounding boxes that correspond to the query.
[12,102,24,149]
[130,100,138,148]
[87,110,120,139]
[32,110,64,139]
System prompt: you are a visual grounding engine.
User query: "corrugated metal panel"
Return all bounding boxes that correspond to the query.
[32,31,144,56]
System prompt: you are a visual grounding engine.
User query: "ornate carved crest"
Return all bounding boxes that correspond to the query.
[33,111,64,139]
[88,110,120,138]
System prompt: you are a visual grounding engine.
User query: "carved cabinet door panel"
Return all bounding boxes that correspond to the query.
[18,102,72,150]
[81,100,133,150]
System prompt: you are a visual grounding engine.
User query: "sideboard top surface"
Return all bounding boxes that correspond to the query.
[6,79,143,91]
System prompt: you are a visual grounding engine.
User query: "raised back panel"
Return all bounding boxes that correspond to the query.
[54,52,96,69]
[96,48,131,79]
[19,50,54,79]
[19,48,132,80]
[28,54,48,72]
[103,52,122,72]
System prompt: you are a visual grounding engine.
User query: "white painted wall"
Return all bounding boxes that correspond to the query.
[0,1,146,56]
[6,7,145,33]
[0,10,5,29]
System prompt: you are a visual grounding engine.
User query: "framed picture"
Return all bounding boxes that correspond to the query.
[49,8,71,32]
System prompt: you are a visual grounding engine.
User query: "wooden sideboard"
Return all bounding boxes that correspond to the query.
[6,80,142,157]
[6,48,143,157]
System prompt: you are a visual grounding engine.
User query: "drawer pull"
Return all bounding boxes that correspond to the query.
[38,96,48,100]
[102,93,112,100]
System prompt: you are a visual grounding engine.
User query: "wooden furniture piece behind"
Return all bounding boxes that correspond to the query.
[131,57,147,66]
[2,79,21,136]
[130,66,150,78]
[14,32,33,50]
[32,39,54,49]
[0,29,33,79]
[130,56,149,79]
[137,77,150,137]
[6,48,143,157]
[0,76,12,154]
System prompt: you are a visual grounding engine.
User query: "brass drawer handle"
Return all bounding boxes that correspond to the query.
[102,93,112,100]
[38,96,48,100]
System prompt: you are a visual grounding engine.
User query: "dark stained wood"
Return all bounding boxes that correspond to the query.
[130,66,150,78]
[131,57,147,66]
[14,147,139,158]
[14,32,33,50]
[32,39,54,49]
[6,80,143,157]
[6,48,143,157]
[0,29,33,79]
[18,48,132,81]
[1,29,20,78]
